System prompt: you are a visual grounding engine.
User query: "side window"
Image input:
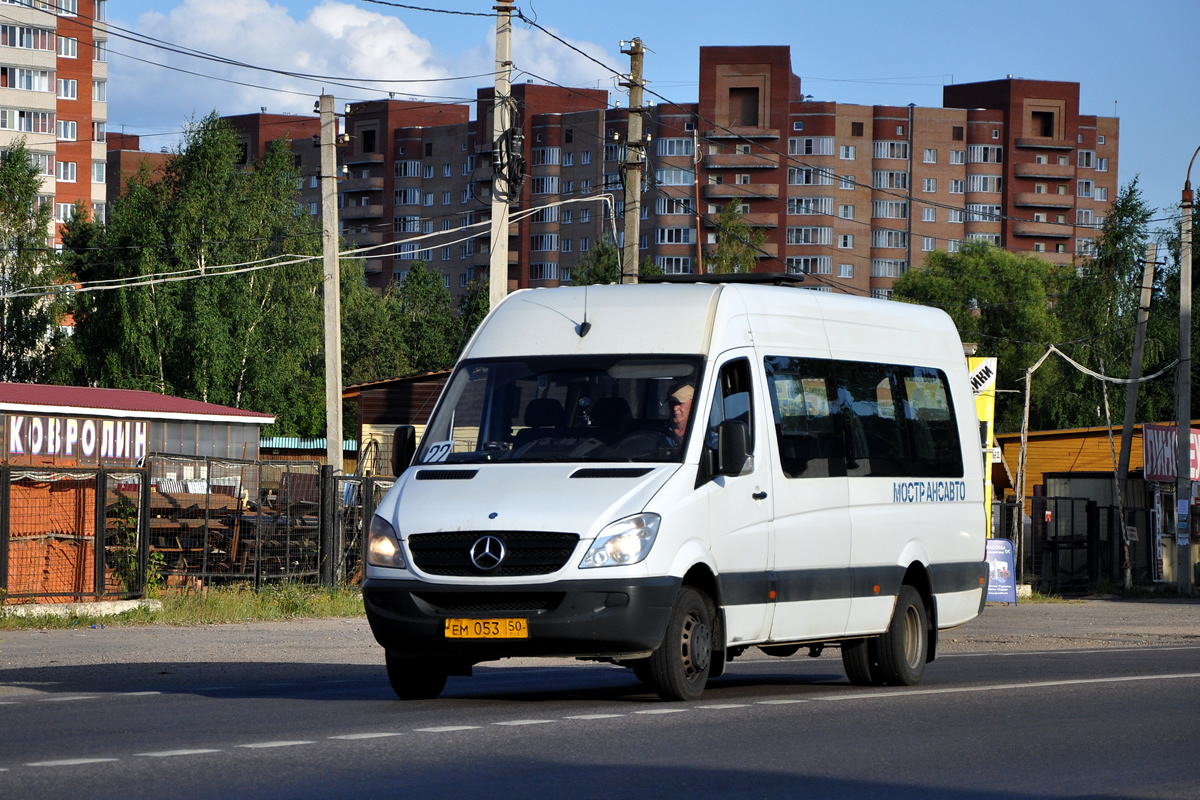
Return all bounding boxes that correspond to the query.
[900,367,963,477]
[764,356,844,478]
[707,358,754,459]
[834,361,907,477]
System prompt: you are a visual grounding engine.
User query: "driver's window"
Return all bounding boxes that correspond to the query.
[706,358,754,459]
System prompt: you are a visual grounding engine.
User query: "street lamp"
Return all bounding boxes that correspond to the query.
[1178,145,1199,593]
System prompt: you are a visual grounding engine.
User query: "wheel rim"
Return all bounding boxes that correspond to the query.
[902,604,922,669]
[680,610,711,678]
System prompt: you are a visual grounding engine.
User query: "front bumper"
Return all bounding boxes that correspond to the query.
[362,575,681,661]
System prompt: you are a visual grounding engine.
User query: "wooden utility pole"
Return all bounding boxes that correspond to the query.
[319,94,343,473]
[620,39,646,284]
[1178,151,1197,593]
[488,1,514,308]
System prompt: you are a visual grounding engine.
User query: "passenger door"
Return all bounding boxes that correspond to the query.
[761,355,854,642]
[700,354,773,645]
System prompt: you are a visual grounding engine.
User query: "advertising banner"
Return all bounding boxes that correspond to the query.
[985,538,1017,604]
[1142,424,1200,483]
[969,357,998,535]
[3,413,148,468]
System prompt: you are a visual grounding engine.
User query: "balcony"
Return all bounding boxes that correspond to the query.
[702,182,779,200]
[344,153,386,166]
[703,126,780,140]
[702,212,778,228]
[1012,221,1072,238]
[1013,162,1074,180]
[703,152,780,170]
[1013,192,1074,209]
[1015,138,1074,150]
[344,231,384,246]
[705,243,778,259]
[340,204,383,219]
[341,176,384,192]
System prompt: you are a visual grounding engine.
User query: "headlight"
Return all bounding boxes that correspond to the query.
[367,515,407,569]
[580,513,660,569]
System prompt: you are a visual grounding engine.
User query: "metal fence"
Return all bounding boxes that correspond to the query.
[1,456,396,603]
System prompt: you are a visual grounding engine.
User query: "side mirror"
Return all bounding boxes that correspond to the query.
[391,425,416,476]
[716,420,750,476]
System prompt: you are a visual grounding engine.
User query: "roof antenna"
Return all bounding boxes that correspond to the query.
[577,285,591,337]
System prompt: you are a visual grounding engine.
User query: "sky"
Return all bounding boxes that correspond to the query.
[106,0,1199,225]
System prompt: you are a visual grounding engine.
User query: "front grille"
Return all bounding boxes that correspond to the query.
[408,531,580,577]
[416,469,478,481]
[411,591,565,615]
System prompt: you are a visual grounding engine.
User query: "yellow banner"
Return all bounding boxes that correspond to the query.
[969,357,998,537]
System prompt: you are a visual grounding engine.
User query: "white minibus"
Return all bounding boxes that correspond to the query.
[363,278,987,700]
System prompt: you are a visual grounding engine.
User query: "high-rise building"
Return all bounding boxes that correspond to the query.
[0,0,108,233]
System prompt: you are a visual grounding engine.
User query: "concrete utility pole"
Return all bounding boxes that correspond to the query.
[488,1,514,309]
[620,38,646,284]
[1118,243,1159,484]
[319,94,343,473]
[1178,148,1198,594]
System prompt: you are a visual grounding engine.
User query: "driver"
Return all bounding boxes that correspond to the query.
[667,384,694,441]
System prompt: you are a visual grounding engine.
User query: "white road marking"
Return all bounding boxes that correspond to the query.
[564,714,624,720]
[123,691,161,696]
[942,645,1200,659]
[633,708,687,715]
[26,758,119,767]
[413,726,481,733]
[236,741,316,749]
[135,749,222,758]
[698,703,749,709]
[808,672,1200,703]
[328,733,402,740]
[40,696,96,702]
[757,699,809,705]
[493,720,555,726]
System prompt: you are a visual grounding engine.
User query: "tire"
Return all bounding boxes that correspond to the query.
[647,587,714,701]
[385,653,448,700]
[874,585,929,686]
[840,638,878,686]
[628,658,654,686]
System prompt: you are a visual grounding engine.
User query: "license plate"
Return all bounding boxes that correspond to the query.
[444,618,529,639]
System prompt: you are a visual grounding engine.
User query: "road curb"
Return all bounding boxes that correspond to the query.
[0,599,163,619]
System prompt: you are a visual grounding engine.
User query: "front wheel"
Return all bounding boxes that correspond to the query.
[385,653,448,700]
[647,587,714,701]
[874,585,929,686]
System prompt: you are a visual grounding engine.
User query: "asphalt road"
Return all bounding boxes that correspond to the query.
[2,598,1199,799]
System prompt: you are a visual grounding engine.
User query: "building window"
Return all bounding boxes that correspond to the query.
[838,204,854,220]
[55,160,76,182]
[56,78,77,99]
[54,202,74,222]
[563,151,573,167]
[948,179,965,194]
[870,288,894,300]
[789,137,834,156]
[923,148,937,163]
[967,145,1003,163]
[838,234,853,249]
[656,256,693,274]
[870,259,907,278]
[91,160,104,183]
[1095,186,1109,202]
[872,200,907,219]
[657,196,694,215]
[786,227,833,246]
[423,164,433,179]
[840,145,855,160]
[56,35,76,57]
[1078,150,1095,169]
[948,208,967,224]
[872,171,908,190]
[531,175,560,194]
[580,237,589,251]
[922,236,935,252]
[93,39,107,62]
[656,227,695,245]
[965,175,1000,193]
[793,121,804,132]
[789,166,834,186]
[922,178,936,193]
[529,262,559,281]
[1096,157,1109,172]
[786,256,832,275]
[873,141,909,160]
[657,138,694,157]
[788,197,833,216]
[655,167,694,186]
[871,229,907,249]
[395,160,421,178]
[839,174,855,190]
[56,119,76,140]
[851,121,864,137]
[952,126,964,141]
[837,263,853,279]
[531,146,561,166]
[1098,135,1106,145]
[581,209,590,224]
[922,207,936,223]
[530,233,560,252]
[1077,180,1094,198]
[442,191,451,205]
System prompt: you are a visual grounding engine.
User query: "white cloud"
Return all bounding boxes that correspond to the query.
[107,0,621,145]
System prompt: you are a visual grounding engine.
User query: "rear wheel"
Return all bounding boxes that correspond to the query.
[874,585,928,686]
[385,653,448,700]
[647,587,714,701]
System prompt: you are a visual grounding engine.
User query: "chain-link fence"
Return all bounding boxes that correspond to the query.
[333,475,394,585]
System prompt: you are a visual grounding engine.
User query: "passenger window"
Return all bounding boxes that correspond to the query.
[901,368,963,478]
[835,362,907,477]
[706,359,754,460]
[764,356,844,478]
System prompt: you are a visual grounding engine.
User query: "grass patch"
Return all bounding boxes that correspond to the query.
[0,583,365,630]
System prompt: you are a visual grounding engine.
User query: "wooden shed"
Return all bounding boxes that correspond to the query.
[343,371,450,475]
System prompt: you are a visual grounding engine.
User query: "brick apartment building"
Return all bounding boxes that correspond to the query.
[0,0,108,236]
[222,44,1117,299]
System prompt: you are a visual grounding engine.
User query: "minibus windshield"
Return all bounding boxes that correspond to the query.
[415,355,704,465]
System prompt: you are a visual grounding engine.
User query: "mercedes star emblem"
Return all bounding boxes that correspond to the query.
[469,535,506,571]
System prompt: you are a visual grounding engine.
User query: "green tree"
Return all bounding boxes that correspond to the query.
[571,235,620,285]
[456,277,490,353]
[394,261,457,372]
[894,242,1068,432]
[340,259,411,386]
[0,140,66,382]
[1051,179,1168,428]
[707,202,766,275]
[64,113,326,436]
